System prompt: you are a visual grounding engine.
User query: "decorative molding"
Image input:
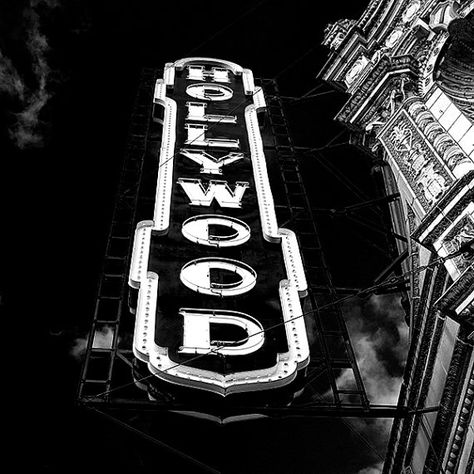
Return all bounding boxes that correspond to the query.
[384,265,447,473]
[406,99,472,176]
[435,265,474,327]
[323,19,357,52]
[336,55,418,126]
[424,328,473,473]
[321,4,474,473]
[412,170,474,247]
[379,109,453,211]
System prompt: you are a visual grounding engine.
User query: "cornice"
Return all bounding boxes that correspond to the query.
[319,27,368,84]
[411,170,474,247]
[424,328,473,473]
[336,55,418,127]
[435,266,474,327]
[358,0,386,31]
[445,368,474,473]
[385,265,447,472]
[436,269,474,312]
[404,306,447,467]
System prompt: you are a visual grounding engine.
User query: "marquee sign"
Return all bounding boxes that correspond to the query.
[128,57,310,396]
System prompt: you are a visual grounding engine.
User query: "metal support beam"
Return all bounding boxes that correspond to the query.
[278,89,336,103]
[345,214,408,244]
[373,249,409,284]
[81,400,405,419]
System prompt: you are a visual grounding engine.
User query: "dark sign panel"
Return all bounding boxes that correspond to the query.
[129,57,310,396]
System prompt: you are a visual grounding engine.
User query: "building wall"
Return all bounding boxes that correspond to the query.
[319,1,474,472]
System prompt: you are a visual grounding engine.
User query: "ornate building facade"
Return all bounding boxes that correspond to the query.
[320,1,474,473]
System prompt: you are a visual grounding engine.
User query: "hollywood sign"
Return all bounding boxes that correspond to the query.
[129,57,310,396]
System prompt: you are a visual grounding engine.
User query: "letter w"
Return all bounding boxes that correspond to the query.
[178,179,249,208]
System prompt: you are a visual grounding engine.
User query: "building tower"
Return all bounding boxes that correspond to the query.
[320,1,474,473]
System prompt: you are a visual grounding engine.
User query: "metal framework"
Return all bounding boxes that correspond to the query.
[261,78,370,411]
[78,72,403,419]
[77,68,156,404]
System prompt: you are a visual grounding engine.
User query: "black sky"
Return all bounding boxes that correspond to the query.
[1,1,408,473]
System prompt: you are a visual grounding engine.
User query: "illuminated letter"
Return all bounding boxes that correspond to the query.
[186,102,236,123]
[185,124,239,148]
[180,257,257,296]
[179,309,264,355]
[178,178,249,208]
[129,57,312,398]
[182,214,251,247]
[187,66,230,83]
[186,83,233,101]
[180,149,244,175]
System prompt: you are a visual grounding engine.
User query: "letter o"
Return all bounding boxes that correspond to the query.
[186,83,233,101]
[180,258,257,296]
[182,215,250,247]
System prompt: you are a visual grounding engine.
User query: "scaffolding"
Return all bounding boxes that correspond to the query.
[77,72,402,419]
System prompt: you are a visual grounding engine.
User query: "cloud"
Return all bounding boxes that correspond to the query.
[327,293,409,472]
[0,52,26,99]
[339,293,409,405]
[70,326,116,360]
[0,0,58,148]
[357,462,384,474]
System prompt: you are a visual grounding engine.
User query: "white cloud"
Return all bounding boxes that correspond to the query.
[329,293,409,472]
[357,462,383,474]
[0,0,58,148]
[70,326,116,360]
[339,293,409,405]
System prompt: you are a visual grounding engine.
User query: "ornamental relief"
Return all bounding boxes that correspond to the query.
[443,217,474,273]
[402,0,421,24]
[367,0,424,41]
[323,19,356,51]
[407,99,471,172]
[381,112,453,210]
[337,55,416,124]
[414,175,474,246]
[364,75,415,133]
[417,32,450,95]
[345,55,371,87]
[407,205,421,315]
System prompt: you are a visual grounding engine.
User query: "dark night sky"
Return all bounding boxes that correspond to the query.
[1,1,409,473]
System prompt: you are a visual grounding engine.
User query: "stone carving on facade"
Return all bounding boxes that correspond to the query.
[323,19,356,51]
[402,0,422,24]
[358,0,384,31]
[444,218,474,273]
[321,2,474,472]
[409,143,428,175]
[407,205,420,317]
[407,98,472,174]
[381,111,452,210]
[417,32,450,94]
[417,162,447,203]
[336,54,418,125]
[345,54,370,86]
[391,122,413,152]
[457,298,474,327]
[429,0,460,32]
[389,75,409,114]
[385,27,405,48]
[364,75,414,134]
[413,172,474,249]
